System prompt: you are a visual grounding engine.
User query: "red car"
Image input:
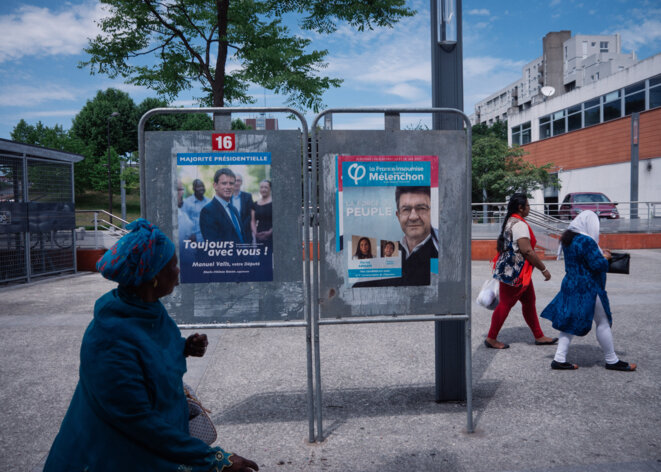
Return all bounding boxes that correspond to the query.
[558,192,619,220]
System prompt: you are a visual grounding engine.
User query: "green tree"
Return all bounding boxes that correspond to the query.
[135,97,215,131]
[231,118,251,130]
[10,120,93,194]
[70,89,137,158]
[11,120,79,151]
[69,89,138,194]
[472,134,558,203]
[81,0,415,111]
[472,120,508,142]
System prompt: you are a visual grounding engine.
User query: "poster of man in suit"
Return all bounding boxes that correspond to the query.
[336,155,440,288]
[176,152,272,283]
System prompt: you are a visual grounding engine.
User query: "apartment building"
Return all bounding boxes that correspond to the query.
[509,52,661,210]
[472,31,636,126]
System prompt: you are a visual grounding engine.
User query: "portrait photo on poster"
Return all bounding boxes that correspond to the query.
[175,152,273,283]
[336,155,439,288]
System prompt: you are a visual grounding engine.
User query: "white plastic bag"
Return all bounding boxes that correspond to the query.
[476,278,499,310]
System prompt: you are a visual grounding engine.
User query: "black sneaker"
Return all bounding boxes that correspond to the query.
[605,360,636,371]
[551,360,578,370]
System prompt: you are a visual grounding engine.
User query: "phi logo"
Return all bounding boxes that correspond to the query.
[347,163,366,185]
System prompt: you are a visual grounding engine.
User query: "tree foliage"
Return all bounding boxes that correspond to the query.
[11,87,257,195]
[135,97,214,131]
[472,127,558,203]
[472,120,507,142]
[10,120,93,194]
[81,0,415,111]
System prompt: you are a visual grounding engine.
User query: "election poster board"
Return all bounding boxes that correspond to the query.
[336,155,439,287]
[176,152,273,283]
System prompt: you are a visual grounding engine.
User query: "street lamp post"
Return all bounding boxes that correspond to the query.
[430,0,466,402]
[107,111,120,224]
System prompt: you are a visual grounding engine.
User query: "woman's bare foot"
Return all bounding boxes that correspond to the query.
[484,338,510,349]
[534,336,558,345]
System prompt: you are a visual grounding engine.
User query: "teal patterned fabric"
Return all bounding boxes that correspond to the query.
[97,218,175,287]
[541,234,612,336]
[44,287,233,471]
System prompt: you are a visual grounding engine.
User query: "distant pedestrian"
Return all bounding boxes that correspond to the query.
[541,211,636,371]
[485,193,557,349]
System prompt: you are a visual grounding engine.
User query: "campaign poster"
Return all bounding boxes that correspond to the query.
[336,155,439,287]
[176,152,273,283]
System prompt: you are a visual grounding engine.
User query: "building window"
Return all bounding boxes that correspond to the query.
[603,91,621,121]
[600,41,609,52]
[552,110,566,136]
[567,104,582,132]
[539,115,551,139]
[511,128,520,145]
[582,41,588,58]
[625,81,646,115]
[649,74,661,109]
[511,122,531,146]
[584,98,601,127]
[521,122,531,144]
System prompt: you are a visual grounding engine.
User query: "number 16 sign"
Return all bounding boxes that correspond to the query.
[212,133,235,151]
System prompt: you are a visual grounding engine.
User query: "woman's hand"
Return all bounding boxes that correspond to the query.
[603,248,612,260]
[226,454,259,471]
[184,333,208,357]
[518,237,551,281]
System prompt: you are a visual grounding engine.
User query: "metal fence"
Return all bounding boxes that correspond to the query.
[0,143,80,284]
[472,201,661,237]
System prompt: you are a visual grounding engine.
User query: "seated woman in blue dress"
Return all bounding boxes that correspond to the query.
[44,219,259,471]
[541,211,636,372]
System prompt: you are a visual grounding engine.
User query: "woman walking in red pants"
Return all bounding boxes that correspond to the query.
[485,193,558,349]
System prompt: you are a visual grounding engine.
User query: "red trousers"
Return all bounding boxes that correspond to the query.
[487,281,545,340]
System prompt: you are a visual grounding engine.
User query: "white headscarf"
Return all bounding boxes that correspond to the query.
[557,210,602,258]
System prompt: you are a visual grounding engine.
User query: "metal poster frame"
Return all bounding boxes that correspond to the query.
[138,107,315,442]
[310,108,474,441]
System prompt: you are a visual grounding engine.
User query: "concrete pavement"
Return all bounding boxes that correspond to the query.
[1,250,660,471]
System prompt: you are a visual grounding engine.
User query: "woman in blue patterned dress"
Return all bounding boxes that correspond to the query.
[541,211,636,371]
[44,219,259,471]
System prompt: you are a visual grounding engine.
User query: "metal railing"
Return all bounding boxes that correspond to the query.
[75,210,129,249]
[472,201,661,237]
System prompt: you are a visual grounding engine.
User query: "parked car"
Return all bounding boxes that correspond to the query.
[558,192,619,220]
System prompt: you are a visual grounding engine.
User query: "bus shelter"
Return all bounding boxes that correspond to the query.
[0,139,82,284]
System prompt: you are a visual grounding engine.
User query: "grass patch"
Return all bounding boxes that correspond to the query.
[75,190,141,228]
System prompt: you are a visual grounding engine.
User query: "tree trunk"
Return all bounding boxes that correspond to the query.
[213,0,230,130]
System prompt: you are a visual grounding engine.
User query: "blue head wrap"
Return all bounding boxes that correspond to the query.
[96,219,175,287]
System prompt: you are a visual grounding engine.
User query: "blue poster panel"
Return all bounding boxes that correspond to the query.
[176,152,273,283]
[336,155,439,287]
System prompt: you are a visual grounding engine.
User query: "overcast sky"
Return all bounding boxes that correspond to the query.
[1,0,660,138]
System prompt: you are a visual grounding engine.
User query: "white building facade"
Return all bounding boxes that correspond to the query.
[471,31,637,127]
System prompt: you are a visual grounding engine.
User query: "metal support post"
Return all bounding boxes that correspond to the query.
[23,153,31,282]
[72,162,78,272]
[431,0,467,401]
[214,112,232,131]
[630,113,639,219]
[120,160,127,228]
[384,112,401,131]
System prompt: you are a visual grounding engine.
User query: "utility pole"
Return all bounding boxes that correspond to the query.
[431,0,467,401]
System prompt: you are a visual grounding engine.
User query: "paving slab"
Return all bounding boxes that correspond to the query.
[1,250,659,471]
